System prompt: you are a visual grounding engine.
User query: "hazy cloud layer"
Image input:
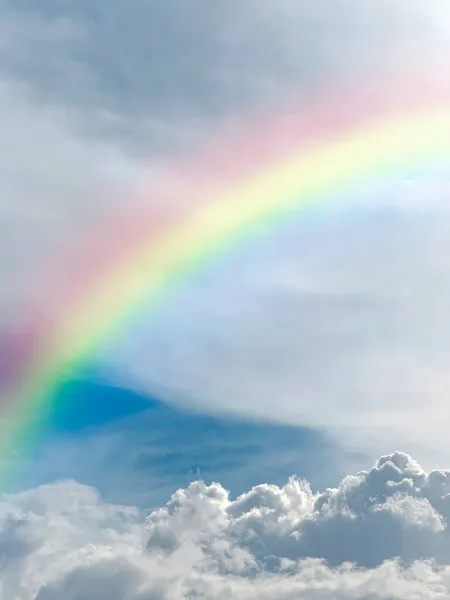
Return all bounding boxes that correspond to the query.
[0,0,448,325]
[104,185,450,468]
[3,453,450,598]
[1,0,450,469]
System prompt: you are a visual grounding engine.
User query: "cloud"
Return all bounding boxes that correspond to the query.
[146,451,450,569]
[0,78,144,332]
[0,0,448,329]
[1,1,448,148]
[1,0,448,322]
[2,452,450,598]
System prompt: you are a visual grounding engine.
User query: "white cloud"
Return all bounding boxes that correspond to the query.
[3,452,450,598]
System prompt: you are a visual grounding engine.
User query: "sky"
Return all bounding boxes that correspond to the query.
[1,0,450,598]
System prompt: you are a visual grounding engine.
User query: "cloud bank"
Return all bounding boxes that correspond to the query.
[3,452,450,598]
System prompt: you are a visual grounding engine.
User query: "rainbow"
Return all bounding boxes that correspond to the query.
[1,69,450,473]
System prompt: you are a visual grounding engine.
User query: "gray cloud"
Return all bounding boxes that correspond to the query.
[1,1,448,150]
[1,0,447,322]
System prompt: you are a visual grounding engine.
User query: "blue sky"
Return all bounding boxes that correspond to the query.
[9,376,357,508]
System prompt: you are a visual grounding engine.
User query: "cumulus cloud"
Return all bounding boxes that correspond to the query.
[2,453,450,598]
